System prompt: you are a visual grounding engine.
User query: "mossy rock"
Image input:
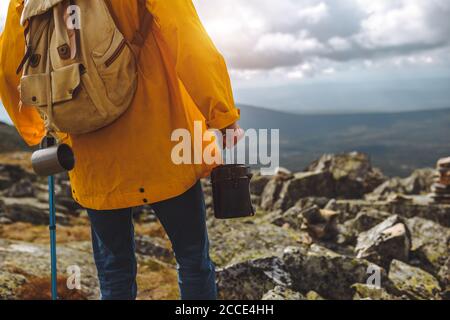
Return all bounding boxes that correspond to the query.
[388,259,442,300]
[0,271,27,299]
[352,283,400,300]
[208,218,302,267]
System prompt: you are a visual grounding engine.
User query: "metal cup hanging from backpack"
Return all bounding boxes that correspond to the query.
[31,135,75,176]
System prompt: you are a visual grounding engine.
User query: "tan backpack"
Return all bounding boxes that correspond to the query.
[17,0,152,135]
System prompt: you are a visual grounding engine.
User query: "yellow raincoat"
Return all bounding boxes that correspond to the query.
[0,0,240,210]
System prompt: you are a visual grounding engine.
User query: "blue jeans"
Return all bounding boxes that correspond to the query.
[87,181,217,300]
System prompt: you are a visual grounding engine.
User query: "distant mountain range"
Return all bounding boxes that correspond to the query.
[0,121,28,153]
[234,75,450,114]
[1,105,450,176]
[238,104,450,176]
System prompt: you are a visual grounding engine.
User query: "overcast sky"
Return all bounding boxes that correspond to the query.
[194,0,450,80]
[1,0,450,119]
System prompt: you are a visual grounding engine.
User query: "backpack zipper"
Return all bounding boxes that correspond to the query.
[104,39,127,68]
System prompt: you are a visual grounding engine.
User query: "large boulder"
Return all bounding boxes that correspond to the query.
[405,217,450,274]
[355,215,411,269]
[274,171,335,211]
[366,168,436,201]
[208,217,302,267]
[388,259,442,300]
[282,244,390,300]
[306,152,386,199]
[261,152,388,211]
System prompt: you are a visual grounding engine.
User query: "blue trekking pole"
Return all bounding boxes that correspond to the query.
[48,174,58,300]
[31,135,75,300]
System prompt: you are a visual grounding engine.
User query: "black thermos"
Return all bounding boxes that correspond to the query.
[211,164,255,219]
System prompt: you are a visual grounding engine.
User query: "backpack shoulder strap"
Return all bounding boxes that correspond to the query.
[104,0,153,48]
[104,0,120,28]
[131,0,154,47]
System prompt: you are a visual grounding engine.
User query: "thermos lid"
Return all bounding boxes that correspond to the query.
[211,164,252,182]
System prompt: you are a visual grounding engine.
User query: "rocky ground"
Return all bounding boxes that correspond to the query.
[0,151,448,300]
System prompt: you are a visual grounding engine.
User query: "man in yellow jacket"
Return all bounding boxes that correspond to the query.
[0,0,241,300]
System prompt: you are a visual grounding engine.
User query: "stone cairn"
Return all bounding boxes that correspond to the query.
[431,157,450,204]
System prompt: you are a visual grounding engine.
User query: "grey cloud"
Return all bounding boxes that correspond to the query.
[2,1,449,72]
[195,0,450,70]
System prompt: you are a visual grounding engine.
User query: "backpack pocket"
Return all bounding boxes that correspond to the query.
[20,74,49,107]
[20,63,111,134]
[91,29,137,107]
[20,63,81,107]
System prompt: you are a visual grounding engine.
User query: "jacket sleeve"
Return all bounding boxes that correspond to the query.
[0,0,45,146]
[146,0,240,130]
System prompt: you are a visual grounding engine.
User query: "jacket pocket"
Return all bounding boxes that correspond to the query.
[92,29,137,106]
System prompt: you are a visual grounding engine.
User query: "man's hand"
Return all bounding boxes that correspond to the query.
[220,122,245,149]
